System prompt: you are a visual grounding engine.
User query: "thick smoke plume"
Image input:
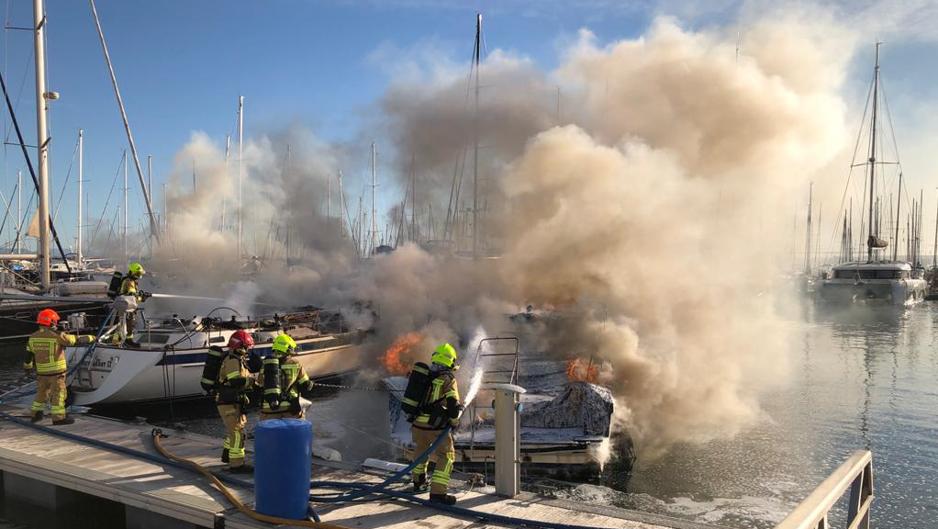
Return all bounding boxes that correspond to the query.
[149,14,854,458]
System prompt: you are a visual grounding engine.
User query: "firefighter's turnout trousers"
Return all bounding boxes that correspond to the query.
[411,425,455,495]
[218,404,247,467]
[33,375,67,420]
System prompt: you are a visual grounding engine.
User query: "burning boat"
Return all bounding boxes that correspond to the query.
[65,308,366,406]
[384,336,632,478]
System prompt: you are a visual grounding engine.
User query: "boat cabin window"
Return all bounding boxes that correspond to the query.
[834,269,909,280]
[209,336,227,343]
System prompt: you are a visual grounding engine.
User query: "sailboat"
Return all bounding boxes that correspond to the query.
[817,43,927,306]
[0,0,112,341]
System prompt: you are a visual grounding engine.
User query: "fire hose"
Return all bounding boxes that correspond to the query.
[0,410,613,529]
[150,429,344,529]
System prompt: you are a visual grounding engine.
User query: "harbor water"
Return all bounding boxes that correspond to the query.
[2,301,938,528]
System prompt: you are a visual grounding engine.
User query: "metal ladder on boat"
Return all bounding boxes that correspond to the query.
[466,336,520,461]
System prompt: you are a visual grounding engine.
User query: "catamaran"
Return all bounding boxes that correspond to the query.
[817,43,927,306]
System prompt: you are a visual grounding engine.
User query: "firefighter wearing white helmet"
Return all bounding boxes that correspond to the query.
[258,333,315,420]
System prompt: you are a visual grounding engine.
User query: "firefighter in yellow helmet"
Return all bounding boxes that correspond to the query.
[23,308,95,425]
[117,262,151,347]
[258,333,315,420]
[411,343,463,505]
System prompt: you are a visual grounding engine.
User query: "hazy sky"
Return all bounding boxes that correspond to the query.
[0,0,936,254]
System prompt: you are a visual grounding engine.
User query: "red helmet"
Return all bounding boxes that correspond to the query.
[37,308,60,327]
[228,330,254,350]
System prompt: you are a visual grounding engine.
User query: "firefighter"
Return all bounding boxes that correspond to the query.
[216,329,255,473]
[411,343,463,505]
[117,262,150,347]
[258,333,315,420]
[23,308,95,425]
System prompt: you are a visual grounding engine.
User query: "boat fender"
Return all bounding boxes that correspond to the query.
[106,271,124,299]
[401,362,432,421]
[201,346,225,394]
[263,356,282,408]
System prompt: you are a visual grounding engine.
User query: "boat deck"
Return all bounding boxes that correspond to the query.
[0,407,704,529]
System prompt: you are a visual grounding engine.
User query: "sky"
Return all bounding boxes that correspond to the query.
[1,0,938,258]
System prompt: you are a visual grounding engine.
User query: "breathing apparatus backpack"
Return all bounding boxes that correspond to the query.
[262,355,282,408]
[106,271,124,299]
[200,346,225,394]
[401,362,432,421]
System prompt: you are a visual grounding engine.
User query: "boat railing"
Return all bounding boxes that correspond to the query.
[774,450,873,529]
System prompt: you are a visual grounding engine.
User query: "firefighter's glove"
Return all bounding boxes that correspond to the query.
[446,398,464,420]
[139,291,152,301]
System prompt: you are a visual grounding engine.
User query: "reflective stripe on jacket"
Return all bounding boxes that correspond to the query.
[25,327,92,375]
[216,354,250,405]
[120,277,144,302]
[259,357,311,412]
[414,370,460,427]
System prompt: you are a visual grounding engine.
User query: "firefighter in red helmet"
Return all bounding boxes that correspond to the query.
[23,308,95,425]
[216,329,256,472]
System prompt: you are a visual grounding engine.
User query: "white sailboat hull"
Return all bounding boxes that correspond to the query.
[66,332,366,406]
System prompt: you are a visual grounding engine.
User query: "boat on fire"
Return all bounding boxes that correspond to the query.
[384,337,631,478]
[65,309,367,406]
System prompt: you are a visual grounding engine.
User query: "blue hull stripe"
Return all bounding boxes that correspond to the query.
[154,340,349,366]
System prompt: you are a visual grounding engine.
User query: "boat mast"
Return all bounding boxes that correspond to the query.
[89,0,160,245]
[222,134,230,232]
[867,42,881,263]
[804,183,812,274]
[410,153,416,243]
[371,142,377,254]
[472,13,481,259]
[77,129,83,266]
[123,149,128,262]
[237,95,244,258]
[933,188,938,268]
[33,0,51,290]
[15,170,21,253]
[893,171,902,262]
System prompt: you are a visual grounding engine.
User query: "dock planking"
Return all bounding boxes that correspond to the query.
[0,407,697,529]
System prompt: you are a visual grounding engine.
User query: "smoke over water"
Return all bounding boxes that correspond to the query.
[151,14,854,458]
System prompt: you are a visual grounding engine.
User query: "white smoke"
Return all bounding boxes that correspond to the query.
[148,11,859,458]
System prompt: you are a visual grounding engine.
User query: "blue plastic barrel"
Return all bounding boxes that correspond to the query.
[254,418,313,519]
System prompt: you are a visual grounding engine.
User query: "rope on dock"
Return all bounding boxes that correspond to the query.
[151,429,346,529]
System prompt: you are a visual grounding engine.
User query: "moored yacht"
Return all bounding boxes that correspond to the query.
[817,261,926,305]
[65,308,367,405]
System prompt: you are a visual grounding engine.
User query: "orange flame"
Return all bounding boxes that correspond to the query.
[381,332,424,375]
[566,357,599,383]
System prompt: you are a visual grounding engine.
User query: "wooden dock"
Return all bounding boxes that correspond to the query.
[0,407,708,529]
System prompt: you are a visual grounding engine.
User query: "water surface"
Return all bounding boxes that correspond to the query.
[2,302,937,528]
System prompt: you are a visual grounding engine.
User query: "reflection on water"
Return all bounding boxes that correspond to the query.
[608,302,938,528]
[3,301,938,528]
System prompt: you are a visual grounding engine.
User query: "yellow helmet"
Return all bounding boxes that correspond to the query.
[272,333,297,355]
[128,262,145,277]
[431,343,458,369]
